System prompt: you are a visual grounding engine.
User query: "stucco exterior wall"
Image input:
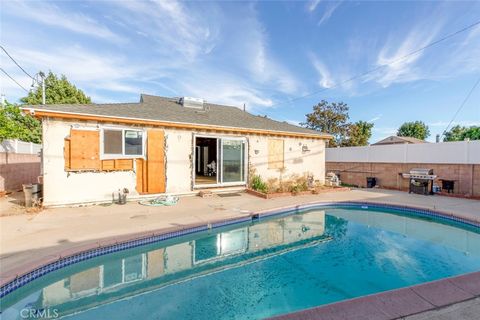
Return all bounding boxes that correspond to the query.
[42,119,137,206]
[248,135,326,184]
[42,118,327,206]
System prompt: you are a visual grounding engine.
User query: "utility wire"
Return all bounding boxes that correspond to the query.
[0,67,29,92]
[0,45,34,80]
[440,75,480,140]
[270,19,480,108]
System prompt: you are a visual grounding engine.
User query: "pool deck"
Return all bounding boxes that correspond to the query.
[1,188,479,319]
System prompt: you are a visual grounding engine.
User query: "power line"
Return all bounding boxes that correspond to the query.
[0,45,34,80]
[0,67,29,92]
[440,75,480,139]
[271,19,480,108]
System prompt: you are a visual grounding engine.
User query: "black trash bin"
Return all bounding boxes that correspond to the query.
[441,180,455,193]
[366,177,376,188]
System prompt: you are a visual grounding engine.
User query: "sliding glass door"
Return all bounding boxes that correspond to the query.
[194,136,246,187]
[221,139,245,183]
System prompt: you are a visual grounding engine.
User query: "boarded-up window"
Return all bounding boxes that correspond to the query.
[101,159,133,171]
[64,128,141,172]
[268,139,284,169]
[64,138,71,170]
[69,129,101,170]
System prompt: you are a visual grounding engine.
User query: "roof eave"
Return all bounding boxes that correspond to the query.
[22,107,332,140]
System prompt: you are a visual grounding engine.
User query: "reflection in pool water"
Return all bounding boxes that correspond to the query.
[1,209,480,320]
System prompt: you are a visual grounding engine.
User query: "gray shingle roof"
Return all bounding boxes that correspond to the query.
[26,94,330,137]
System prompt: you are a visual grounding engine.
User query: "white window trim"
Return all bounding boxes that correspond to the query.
[99,254,146,292]
[100,127,146,160]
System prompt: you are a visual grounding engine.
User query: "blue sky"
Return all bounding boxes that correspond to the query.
[1,0,479,142]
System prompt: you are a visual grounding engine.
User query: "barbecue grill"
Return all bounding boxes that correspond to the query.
[401,168,437,195]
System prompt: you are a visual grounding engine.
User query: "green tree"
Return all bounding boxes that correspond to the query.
[443,125,466,142]
[21,71,91,105]
[302,100,349,147]
[463,126,480,140]
[397,121,430,140]
[0,102,42,143]
[342,121,374,146]
[444,125,480,141]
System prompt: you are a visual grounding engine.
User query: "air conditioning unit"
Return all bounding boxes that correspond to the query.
[180,97,205,109]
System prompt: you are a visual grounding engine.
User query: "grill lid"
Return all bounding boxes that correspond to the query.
[409,168,434,175]
[401,168,436,180]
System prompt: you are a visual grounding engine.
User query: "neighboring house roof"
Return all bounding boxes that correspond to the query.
[372,135,428,145]
[23,94,331,139]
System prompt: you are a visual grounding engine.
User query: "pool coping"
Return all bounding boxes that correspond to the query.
[268,271,480,320]
[1,199,479,317]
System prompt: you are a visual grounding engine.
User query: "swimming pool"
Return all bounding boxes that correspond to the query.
[1,204,480,319]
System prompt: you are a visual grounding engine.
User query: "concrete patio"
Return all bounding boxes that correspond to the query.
[1,188,479,319]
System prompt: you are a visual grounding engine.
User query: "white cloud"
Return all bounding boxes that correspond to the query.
[244,17,299,94]
[1,45,149,103]
[179,70,274,109]
[1,1,301,109]
[318,2,342,26]
[309,53,335,88]
[3,0,125,43]
[445,26,480,75]
[113,1,298,103]
[373,27,440,87]
[368,114,383,122]
[308,0,322,12]
[114,0,219,62]
[371,20,480,88]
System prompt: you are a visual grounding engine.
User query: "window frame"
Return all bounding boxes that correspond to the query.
[192,133,248,188]
[100,127,146,160]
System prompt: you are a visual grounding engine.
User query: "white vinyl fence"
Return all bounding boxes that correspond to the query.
[326,140,480,164]
[0,139,42,154]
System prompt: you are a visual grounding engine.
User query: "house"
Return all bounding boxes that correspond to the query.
[23,94,331,206]
[372,135,428,146]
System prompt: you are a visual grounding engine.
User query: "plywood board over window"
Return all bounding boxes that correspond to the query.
[268,139,284,169]
[69,129,101,170]
[136,158,147,193]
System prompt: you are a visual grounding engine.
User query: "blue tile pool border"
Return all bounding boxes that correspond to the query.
[1,201,478,299]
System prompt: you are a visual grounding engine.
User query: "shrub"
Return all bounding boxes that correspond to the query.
[266,178,280,193]
[250,175,268,193]
[288,174,310,193]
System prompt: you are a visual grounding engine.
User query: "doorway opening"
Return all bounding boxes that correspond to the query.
[194,135,247,187]
[195,137,217,185]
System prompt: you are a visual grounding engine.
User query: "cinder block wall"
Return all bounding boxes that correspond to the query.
[0,152,41,192]
[326,162,479,197]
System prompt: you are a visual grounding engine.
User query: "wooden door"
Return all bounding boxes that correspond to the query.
[146,129,165,193]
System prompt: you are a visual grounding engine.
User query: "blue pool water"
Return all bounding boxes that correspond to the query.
[1,208,480,319]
